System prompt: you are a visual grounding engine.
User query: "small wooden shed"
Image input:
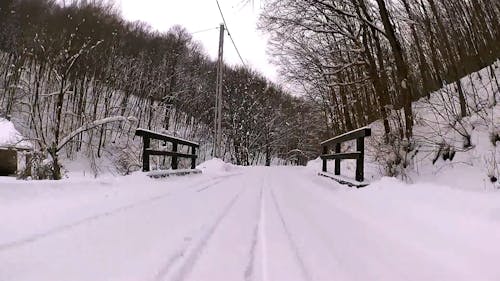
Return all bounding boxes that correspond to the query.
[0,117,32,176]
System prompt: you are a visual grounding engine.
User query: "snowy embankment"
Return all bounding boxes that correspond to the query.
[397,62,499,189]
[315,62,499,190]
[1,161,500,280]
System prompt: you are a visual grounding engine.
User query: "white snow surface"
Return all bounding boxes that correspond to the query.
[1,163,500,281]
[0,117,31,149]
[196,157,240,176]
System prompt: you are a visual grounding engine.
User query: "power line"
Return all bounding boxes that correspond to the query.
[191,27,219,34]
[215,0,247,67]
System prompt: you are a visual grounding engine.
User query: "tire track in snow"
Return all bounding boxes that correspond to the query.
[155,184,247,281]
[153,236,193,281]
[196,172,244,192]
[244,178,265,281]
[283,175,416,280]
[0,175,236,252]
[269,187,312,281]
[278,178,350,279]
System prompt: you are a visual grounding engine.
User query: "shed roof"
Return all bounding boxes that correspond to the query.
[0,118,32,150]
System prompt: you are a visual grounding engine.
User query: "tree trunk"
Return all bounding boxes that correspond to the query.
[52,76,67,180]
[375,0,413,139]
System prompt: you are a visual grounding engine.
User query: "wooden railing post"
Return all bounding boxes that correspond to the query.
[135,129,199,173]
[355,137,364,181]
[322,145,328,172]
[334,142,341,175]
[191,146,197,169]
[319,127,371,186]
[171,142,178,170]
[143,137,150,172]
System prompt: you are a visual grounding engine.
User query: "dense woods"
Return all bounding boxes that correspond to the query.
[0,0,323,179]
[260,0,499,175]
[260,0,499,140]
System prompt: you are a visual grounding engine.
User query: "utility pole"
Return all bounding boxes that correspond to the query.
[214,23,224,158]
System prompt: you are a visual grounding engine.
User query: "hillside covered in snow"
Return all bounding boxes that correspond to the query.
[307,61,499,190]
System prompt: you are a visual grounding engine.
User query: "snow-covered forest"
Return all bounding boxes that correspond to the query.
[260,0,500,183]
[0,0,498,182]
[0,0,323,179]
[261,0,499,138]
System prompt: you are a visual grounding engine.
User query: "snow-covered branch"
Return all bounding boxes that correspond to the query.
[57,116,137,152]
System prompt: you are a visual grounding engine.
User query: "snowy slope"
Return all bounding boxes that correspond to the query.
[1,165,500,281]
[335,61,500,190]
[406,63,499,189]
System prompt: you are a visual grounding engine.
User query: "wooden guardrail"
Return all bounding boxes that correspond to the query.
[320,127,371,185]
[135,129,199,172]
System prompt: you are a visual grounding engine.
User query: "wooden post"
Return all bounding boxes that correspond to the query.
[334,142,341,175]
[171,142,178,170]
[319,127,371,186]
[356,137,364,181]
[143,137,150,172]
[322,145,328,172]
[135,129,200,173]
[214,24,224,158]
[191,146,196,169]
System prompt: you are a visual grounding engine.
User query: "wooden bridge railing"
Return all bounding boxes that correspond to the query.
[135,129,199,172]
[320,127,371,182]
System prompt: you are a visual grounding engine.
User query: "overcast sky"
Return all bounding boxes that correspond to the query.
[117,0,278,82]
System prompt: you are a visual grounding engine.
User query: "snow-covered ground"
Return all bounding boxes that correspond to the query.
[1,161,499,281]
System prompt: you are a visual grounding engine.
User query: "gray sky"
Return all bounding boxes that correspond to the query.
[118,0,278,82]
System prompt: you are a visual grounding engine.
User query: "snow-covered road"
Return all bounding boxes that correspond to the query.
[1,166,500,281]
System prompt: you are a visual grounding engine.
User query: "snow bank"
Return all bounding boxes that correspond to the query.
[306,157,321,170]
[196,158,239,176]
[62,153,120,179]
